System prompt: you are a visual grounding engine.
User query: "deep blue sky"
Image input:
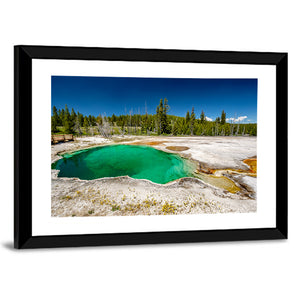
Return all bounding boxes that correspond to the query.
[51,76,257,123]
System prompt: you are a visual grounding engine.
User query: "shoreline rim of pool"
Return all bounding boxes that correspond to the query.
[52,144,198,185]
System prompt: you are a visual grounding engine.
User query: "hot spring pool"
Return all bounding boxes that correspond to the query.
[52,144,196,184]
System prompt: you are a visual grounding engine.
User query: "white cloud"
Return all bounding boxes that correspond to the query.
[226,116,247,122]
[205,116,213,121]
[237,116,248,122]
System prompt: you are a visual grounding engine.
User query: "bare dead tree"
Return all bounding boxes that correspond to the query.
[235,122,240,136]
[221,128,225,136]
[89,120,95,136]
[128,109,133,135]
[74,116,82,136]
[145,101,150,135]
[215,122,219,136]
[230,119,235,136]
[91,126,95,136]
[97,114,112,139]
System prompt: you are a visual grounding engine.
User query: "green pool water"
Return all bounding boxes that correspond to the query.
[52,144,196,184]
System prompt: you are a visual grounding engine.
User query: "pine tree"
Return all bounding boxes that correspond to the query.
[111,114,117,124]
[161,98,170,133]
[121,119,125,135]
[51,117,57,133]
[200,110,205,124]
[96,114,102,126]
[83,116,89,135]
[51,106,59,133]
[63,104,74,134]
[185,111,190,124]
[156,99,163,135]
[59,108,65,126]
[88,115,93,126]
[77,112,83,127]
[70,108,76,123]
[221,110,226,125]
[190,107,195,135]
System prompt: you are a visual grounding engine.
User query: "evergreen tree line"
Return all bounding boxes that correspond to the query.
[51,100,257,137]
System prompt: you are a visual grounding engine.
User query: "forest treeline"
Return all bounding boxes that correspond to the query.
[51,98,257,137]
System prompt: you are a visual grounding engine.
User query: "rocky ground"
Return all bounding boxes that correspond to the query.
[51,135,257,217]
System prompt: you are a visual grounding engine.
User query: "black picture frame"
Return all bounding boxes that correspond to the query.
[14,45,288,249]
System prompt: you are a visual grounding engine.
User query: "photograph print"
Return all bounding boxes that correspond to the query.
[51,76,257,218]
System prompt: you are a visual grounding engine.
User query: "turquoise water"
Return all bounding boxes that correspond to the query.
[52,144,196,184]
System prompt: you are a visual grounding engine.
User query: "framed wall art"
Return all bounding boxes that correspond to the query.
[14,45,288,248]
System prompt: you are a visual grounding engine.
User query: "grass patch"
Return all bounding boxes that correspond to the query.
[111,205,120,211]
[161,202,177,214]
